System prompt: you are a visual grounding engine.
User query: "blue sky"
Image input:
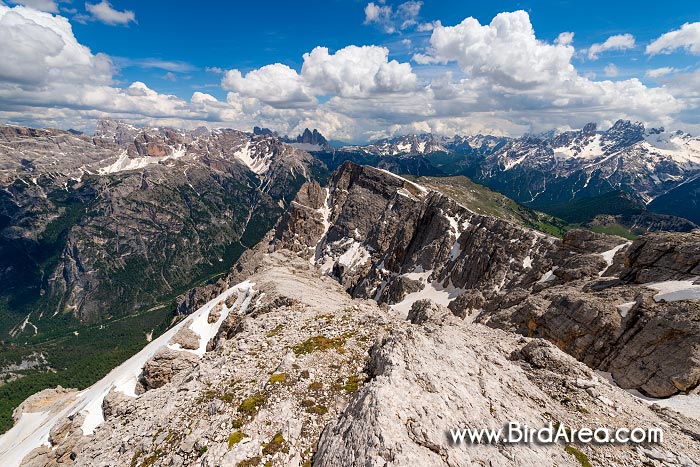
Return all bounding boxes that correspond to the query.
[0,0,699,141]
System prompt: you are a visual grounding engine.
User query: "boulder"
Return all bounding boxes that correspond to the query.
[137,348,199,393]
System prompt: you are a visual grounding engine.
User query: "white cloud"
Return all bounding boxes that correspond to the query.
[587,33,635,60]
[604,63,619,77]
[646,67,677,78]
[7,0,58,12]
[112,57,196,72]
[221,64,315,108]
[0,5,693,143]
[221,45,417,111]
[363,1,422,34]
[364,2,390,25]
[84,1,135,25]
[646,22,700,56]
[416,20,440,32]
[413,11,577,88]
[301,45,417,97]
[555,31,574,46]
[0,5,112,87]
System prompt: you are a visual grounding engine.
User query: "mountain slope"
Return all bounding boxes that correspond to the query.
[407,175,567,236]
[0,120,326,434]
[0,120,324,328]
[3,162,700,467]
[544,190,697,238]
[649,176,700,224]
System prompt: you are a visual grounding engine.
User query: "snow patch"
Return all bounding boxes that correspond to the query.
[98,147,186,175]
[537,267,558,283]
[233,141,271,175]
[597,371,700,422]
[390,276,464,316]
[616,302,635,318]
[337,241,371,271]
[643,278,700,302]
[374,167,428,194]
[598,242,631,275]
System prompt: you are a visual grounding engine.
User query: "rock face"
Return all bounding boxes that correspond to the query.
[604,299,700,397]
[620,231,700,283]
[0,120,325,328]
[274,162,557,308]
[270,162,700,399]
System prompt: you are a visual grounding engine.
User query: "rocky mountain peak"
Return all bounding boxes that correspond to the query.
[298,128,326,146]
[602,119,645,150]
[582,122,597,136]
[253,126,277,137]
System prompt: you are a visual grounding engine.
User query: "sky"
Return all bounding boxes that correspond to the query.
[0,0,699,142]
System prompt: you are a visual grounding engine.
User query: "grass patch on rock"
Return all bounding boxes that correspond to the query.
[292,336,346,355]
[565,445,592,467]
[268,373,287,384]
[238,394,267,414]
[227,430,248,449]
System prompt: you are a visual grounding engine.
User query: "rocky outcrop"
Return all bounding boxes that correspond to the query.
[170,327,200,350]
[406,298,449,324]
[136,348,199,393]
[620,231,700,283]
[315,303,700,466]
[271,162,700,399]
[604,299,700,397]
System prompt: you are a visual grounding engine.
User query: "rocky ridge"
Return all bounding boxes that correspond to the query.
[3,252,700,467]
[266,163,700,400]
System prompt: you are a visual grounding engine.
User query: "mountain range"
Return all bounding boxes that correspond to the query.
[312,120,700,235]
[2,161,700,467]
[1,119,700,466]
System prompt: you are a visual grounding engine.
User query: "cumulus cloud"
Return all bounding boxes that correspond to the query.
[7,0,58,12]
[413,11,577,88]
[409,11,680,132]
[221,44,417,112]
[222,64,315,108]
[555,32,574,46]
[0,5,218,131]
[587,33,635,60]
[604,63,619,77]
[0,5,113,87]
[301,46,417,97]
[646,22,700,55]
[84,1,135,25]
[363,1,422,33]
